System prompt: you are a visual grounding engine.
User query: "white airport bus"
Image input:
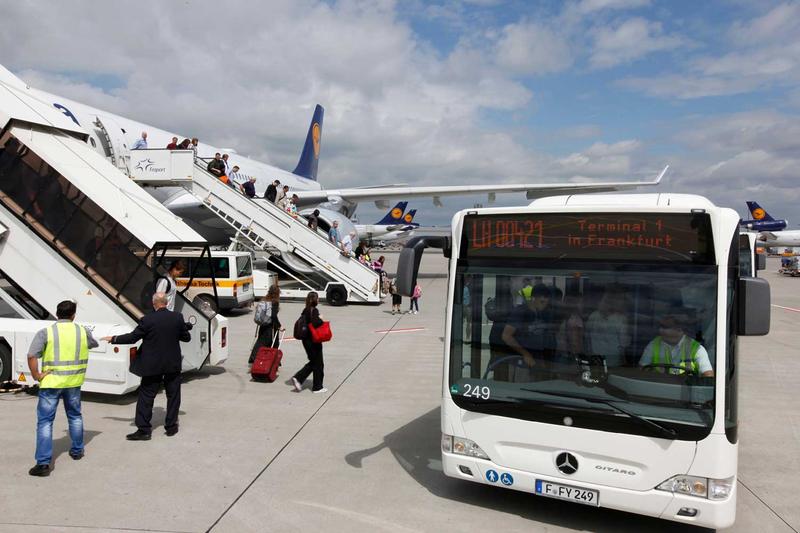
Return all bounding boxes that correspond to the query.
[397,194,770,529]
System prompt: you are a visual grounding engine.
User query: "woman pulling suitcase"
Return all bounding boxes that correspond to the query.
[291,291,327,394]
[249,285,283,365]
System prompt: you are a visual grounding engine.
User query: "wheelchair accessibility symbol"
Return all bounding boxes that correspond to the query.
[500,473,514,486]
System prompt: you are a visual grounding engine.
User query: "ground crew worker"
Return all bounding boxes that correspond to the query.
[27,300,99,477]
[638,309,714,377]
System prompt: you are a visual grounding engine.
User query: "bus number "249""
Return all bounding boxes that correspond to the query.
[463,384,491,400]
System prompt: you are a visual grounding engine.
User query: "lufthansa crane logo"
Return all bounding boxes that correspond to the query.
[391,207,403,219]
[312,123,321,158]
[752,208,766,220]
[555,452,579,475]
[404,213,413,223]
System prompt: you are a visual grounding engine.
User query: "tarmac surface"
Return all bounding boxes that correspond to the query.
[0,253,798,533]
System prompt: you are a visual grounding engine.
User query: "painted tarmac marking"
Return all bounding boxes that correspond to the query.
[373,327,427,334]
[772,304,800,313]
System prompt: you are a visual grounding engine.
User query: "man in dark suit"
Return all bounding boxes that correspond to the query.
[102,292,191,440]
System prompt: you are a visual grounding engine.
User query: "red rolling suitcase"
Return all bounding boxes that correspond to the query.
[251,332,283,382]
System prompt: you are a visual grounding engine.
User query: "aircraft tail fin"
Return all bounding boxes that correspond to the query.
[746,201,775,221]
[402,209,417,225]
[376,202,408,225]
[292,104,324,181]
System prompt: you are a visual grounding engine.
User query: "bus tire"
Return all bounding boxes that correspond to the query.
[326,285,348,307]
[0,340,11,383]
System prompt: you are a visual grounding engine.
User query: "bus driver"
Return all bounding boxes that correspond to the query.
[639,308,714,377]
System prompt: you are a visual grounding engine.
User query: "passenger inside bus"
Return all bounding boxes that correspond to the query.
[500,284,557,374]
[638,308,714,377]
[585,286,631,368]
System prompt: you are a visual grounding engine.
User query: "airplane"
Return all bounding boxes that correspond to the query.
[360,208,421,247]
[758,230,800,248]
[0,63,665,246]
[740,201,788,231]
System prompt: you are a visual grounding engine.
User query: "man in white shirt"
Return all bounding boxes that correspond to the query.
[585,288,630,367]
[156,261,185,312]
[639,310,714,377]
[341,231,356,255]
[131,131,148,150]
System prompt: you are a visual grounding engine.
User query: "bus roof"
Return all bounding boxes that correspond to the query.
[529,193,717,211]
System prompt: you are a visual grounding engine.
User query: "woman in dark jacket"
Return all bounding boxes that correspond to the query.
[291,291,326,393]
[248,285,283,364]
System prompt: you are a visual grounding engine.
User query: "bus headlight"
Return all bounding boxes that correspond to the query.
[657,475,735,500]
[442,434,490,460]
[657,475,707,498]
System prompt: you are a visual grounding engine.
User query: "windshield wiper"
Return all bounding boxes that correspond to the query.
[520,388,678,439]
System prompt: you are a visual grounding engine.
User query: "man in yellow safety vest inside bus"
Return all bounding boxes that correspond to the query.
[517,278,533,303]
[27,300,99,477]
[638,308,714,377]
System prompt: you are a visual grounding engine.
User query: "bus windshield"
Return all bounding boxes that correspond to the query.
[450,213,718,441]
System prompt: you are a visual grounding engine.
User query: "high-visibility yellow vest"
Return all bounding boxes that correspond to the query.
[652,336,699,375]
[518,286,533,302]
[41,322,89,389]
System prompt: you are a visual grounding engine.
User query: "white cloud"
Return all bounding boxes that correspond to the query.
[729,2,800,45]
[494,21,573,75]
[617,3,800,99]
[590,17,685,69]
[662,110,800,222]
[573,0,650,15]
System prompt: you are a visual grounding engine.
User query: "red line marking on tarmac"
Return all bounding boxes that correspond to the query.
[374,327,427,334]
[772,304,800,313]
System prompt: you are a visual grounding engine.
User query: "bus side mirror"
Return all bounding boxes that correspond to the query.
[738,277,770,336]
[756,253,766,271]
[396,236,450,296]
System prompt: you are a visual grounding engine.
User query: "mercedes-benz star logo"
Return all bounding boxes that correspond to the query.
[556,452,579,475]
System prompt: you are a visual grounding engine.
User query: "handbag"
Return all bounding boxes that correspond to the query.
[308,321,332,343]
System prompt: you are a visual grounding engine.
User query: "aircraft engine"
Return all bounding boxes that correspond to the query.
[299,208,358,241]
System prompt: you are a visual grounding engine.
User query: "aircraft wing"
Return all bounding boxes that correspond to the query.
[295,167,666,207]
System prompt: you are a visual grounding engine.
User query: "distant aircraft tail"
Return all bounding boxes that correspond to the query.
[402,209,418,226]
[376,202,408,225]
[292,104,324,181]
[746,201,775,221]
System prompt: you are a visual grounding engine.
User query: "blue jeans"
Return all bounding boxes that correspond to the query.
[35,387,83,465]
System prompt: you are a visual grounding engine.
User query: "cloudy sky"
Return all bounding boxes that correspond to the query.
[1,0,799,225]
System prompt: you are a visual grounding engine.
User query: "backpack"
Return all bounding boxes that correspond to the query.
[253,301,272,326]
[293,310,308,340]
[140,275,172,311]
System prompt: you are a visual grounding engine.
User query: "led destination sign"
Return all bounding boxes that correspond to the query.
[462,213,714,263]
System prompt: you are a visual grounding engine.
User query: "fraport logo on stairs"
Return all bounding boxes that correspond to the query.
[134,158,166,173]
[485,470,514,486]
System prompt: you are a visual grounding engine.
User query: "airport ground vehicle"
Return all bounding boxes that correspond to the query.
[779,255,799,276]
[160,250,254,312]
[0,79,228,394]
[397,194,770,529]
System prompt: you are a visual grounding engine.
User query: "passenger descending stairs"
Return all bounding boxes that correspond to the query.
[184,163,380,303]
